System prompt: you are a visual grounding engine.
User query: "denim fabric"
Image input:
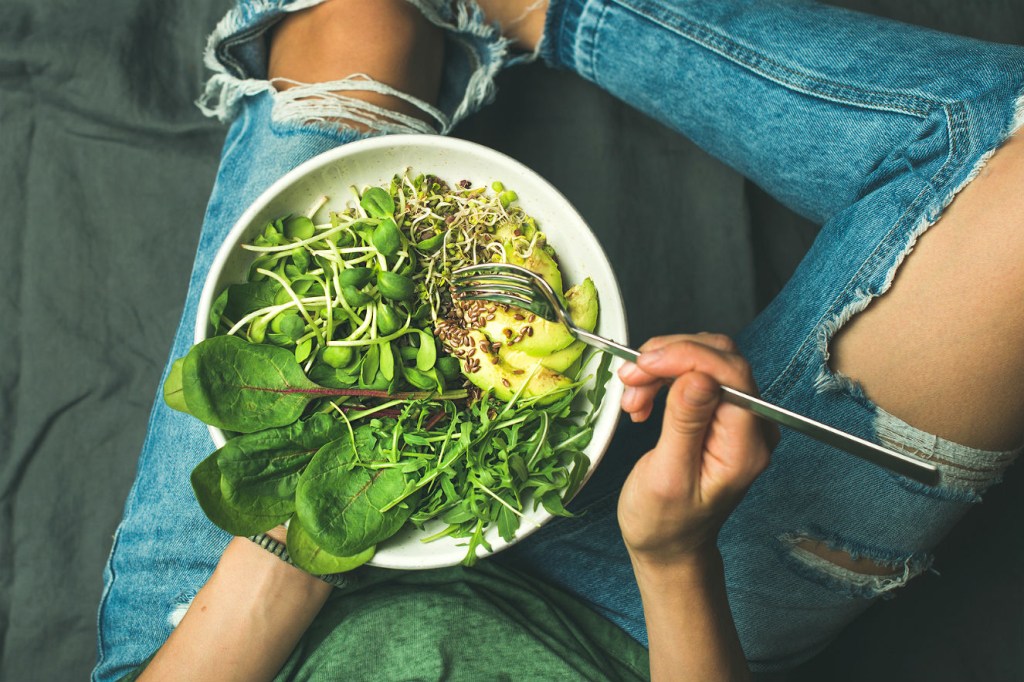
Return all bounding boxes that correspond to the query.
[94,0,1024,679]
[511,0,1024,670]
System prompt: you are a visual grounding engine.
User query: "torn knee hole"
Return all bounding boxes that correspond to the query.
[794,539,898,577]
[781,533,930,598]
[270,75,445,134]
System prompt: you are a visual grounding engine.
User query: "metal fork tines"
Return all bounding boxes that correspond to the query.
[452,263,637,360]
[451,262,941,487]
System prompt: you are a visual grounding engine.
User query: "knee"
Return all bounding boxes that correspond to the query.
[267,0,445,131]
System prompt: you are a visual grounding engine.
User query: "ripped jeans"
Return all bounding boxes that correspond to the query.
[94,0,1024,679]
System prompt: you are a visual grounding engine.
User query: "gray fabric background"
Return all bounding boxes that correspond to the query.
[1,1,1021,679]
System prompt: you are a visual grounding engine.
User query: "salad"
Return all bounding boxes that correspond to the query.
[164,172,611,573]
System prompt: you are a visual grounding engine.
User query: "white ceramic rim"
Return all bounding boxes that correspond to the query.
[194,134,628,569]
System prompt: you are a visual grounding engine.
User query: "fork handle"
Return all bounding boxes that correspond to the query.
[574,329,641,363]
[579,330,940,486]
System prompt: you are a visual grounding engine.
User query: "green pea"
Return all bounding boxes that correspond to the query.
[322,346,354,369]
[342,285,373,308]
[284,215,315,240]
[360,187,395,218]
[339,267,373,288]
[372,217,402,257]
[491,181,504,192]
[376,301,404,335]
[376,271,415,302]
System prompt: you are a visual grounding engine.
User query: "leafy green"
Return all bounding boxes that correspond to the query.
[191,450,291,536]
[286,513,375,574]
[359,187,395,218]
[218,413,344,506]
[295,425,419,556]
[181,335,326,433]
[163,358,187,414]
[173,171,613,571]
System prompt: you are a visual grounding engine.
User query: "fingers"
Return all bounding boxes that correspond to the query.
[651,371,721,482]
[619,334,752,421]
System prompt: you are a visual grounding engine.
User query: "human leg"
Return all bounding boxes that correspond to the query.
[499,0,1024,670]
[92,2,522,680]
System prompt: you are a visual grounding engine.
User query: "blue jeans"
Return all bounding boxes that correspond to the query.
[94,0,1024,679]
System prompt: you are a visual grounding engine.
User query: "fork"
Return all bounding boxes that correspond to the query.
[452,263,940,487]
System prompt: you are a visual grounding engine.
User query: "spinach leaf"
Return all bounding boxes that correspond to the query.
[218,413,344,506]
[295,425,418,556]
[181,335,326,433]
[163,358,188,415]
[286,513,376,574]
[190,450,291,536]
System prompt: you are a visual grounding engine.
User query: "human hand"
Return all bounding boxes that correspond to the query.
[617,335,775,566]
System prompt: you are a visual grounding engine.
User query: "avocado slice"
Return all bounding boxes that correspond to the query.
[506,241,563,296]
[457,330,573,403]
[500,278,598,373]
[477,306,575,356]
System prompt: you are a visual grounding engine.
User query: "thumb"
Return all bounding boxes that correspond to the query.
[656,372,720,465]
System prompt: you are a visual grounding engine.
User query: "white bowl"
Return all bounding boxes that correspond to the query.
[196,135,627,569]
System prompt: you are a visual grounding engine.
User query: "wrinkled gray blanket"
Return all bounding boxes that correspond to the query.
[1,1,1020,679]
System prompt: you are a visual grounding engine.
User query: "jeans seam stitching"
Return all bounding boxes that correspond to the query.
[611,0,942,117]
[587,2,612,83]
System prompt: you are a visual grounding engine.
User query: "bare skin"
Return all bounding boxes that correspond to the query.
[618,335,774,682]
[139,527,332,682]
[149,0,1021,676]
[138,6,764,680]
[475,0,548,50]
[267,0,444,126]
[481,0,1024,454]
[831,132,1024,453]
